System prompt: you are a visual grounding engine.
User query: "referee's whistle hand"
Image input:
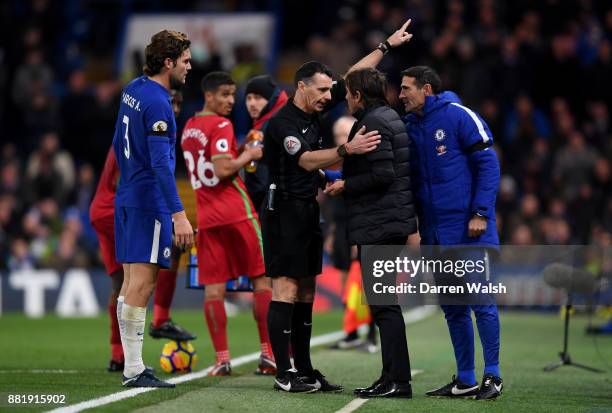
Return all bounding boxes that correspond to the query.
[347,126,381,154]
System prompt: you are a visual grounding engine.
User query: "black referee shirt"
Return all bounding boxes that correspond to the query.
[264,79,346,200]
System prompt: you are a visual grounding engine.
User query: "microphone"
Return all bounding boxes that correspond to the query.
[542,263,598,294]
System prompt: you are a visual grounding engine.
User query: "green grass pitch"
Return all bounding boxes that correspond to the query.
[1,309,611,412]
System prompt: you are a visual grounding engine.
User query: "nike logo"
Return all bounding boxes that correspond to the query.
[494,383,503,393]
[137,332,144,336]
[283,329,292,334]
[275,379,291,391]
[218,121,229,128]
[302,127,308,134]
[451,385,478,395]
[298,375,320,389]
[304,322,312,326]
[122,376,138,385]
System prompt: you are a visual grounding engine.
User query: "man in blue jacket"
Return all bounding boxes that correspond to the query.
[400,66,502,400]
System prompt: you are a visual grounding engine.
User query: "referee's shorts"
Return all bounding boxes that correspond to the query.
[260,198,322,279]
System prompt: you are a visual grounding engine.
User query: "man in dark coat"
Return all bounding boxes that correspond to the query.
[325,67,417,399]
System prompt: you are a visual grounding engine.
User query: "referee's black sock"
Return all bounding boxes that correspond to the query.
[292,301,314,375]
[267,300,294,374]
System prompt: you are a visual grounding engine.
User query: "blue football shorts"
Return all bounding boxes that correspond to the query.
[114,206,173,269]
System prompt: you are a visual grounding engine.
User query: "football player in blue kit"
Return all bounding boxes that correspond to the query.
[112,30,195,388]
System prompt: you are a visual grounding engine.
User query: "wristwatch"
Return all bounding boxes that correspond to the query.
[337,143,348,158]
[376,40,392,55]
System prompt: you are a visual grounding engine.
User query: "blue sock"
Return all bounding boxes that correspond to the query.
[458,369,477,385]
[484,364,500,378]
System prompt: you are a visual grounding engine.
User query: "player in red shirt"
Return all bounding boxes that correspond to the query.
[90,90,195,372]
[181,71,274,376]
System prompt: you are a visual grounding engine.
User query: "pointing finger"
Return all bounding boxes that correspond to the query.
[401,18,412,32]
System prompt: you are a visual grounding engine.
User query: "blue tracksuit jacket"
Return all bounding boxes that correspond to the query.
[403,92,500,247]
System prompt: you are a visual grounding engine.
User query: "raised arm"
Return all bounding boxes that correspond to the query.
[346,19,413,75]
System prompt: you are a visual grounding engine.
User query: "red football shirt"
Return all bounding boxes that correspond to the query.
[89,148,119,222]
[181,112,257,229]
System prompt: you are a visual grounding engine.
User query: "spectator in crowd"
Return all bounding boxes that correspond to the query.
[40,209,88,271]
[21,198,62,262]
[592,158,611,216]
[243,74,288,209]
[25,131,75,205]
[8,237,35,271]
[11,47,53,110]
[73,163,96,215]
[583,40,612,105]
[515,194,542,239]
[553,131,599,201]
[503,93,550,145]
[0,194,21,268]
[230,44,265,84]
[511,224,534,246]
[23,92,61,152]
[0,160,22,200]
[87,80,122,171]
[584,101,611,150]
[60,69,97,162]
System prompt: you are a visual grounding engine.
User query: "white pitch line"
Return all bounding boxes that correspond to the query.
[335,398,369,413]
[46,306,435,413]
[333,369,424,413]
[0,369,80,374]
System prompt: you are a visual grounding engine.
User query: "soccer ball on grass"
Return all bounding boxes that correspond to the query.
[160,340,198,373]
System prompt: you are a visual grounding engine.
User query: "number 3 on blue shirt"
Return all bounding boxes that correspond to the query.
[123,115,130,159]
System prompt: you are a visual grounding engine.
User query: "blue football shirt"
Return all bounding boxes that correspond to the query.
[112,76,183,214]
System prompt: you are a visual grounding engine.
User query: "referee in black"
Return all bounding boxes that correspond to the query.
[262,20,414,393]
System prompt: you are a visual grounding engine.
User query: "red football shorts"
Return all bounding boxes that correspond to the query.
[197,219,265,285]
[91,216,122,276]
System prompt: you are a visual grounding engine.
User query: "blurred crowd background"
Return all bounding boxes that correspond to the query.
[0,0,610,272]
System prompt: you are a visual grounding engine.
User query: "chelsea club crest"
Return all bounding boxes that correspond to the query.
[434,129,446,141]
